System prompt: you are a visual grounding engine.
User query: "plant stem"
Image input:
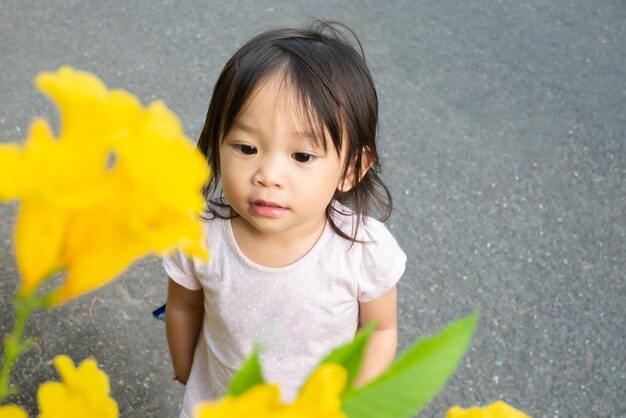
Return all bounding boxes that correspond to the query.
[0,290,53,403]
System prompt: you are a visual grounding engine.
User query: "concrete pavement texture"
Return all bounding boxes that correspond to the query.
[1,1,624,417]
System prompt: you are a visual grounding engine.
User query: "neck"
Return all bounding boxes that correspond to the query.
[230,215,327,267]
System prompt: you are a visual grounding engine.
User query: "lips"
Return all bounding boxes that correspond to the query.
[249,200,288,217]
[252,199,284,208]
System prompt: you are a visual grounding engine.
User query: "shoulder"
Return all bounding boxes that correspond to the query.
[330,204,402,249]
[162,203,227,289]
[329,206,406,302]
[357,215,406,267]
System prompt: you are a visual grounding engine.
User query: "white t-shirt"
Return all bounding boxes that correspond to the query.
[163,208,406,418]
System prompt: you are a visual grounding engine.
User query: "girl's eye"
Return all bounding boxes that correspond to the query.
[237,145,257,155]
[293,152,315,163]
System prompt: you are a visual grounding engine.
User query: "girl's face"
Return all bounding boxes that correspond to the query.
[219,74,346,240]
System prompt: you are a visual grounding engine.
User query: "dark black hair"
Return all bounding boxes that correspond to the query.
[197,21,392,242]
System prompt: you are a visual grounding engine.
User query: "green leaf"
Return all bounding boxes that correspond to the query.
[227,346,265,396]
[341,310,479,418]
[320,322,376,389]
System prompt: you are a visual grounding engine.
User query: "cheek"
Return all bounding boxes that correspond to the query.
[219,153,237,180]
[300,167,342,199]
[221,168,239,191]
[218,158,238,194]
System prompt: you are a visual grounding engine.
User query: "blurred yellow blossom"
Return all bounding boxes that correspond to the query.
[285,363,347,418]
[0,404,28,418]
[194,363,347,418]
[195,383,282,418]
[446,400,531,418]
[37,355,117,418]
[0,67,209,302]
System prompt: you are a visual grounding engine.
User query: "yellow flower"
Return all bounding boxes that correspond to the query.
[0,67,210,302]
[0,404,28,418]
[37,355,117,418]
[446,400,531,418]
[194,364,348,418]
[283,363,347,418]
[195,384,283,418]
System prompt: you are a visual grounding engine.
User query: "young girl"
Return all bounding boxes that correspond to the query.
[163,22,406,418]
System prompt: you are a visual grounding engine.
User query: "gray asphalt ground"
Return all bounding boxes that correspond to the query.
[1,1,624,417]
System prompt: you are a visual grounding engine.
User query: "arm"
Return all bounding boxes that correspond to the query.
[166,278,204,384]
[355,286,398,386]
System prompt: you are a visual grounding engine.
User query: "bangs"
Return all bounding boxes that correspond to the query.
[282,72,338,154]
[223,44,346,158]
[280,39,347,157]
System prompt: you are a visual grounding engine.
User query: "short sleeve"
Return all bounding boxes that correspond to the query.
[163,249,203,290]
[356,220,407,302]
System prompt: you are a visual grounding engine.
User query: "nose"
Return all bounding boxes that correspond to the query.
[252,157,284,188]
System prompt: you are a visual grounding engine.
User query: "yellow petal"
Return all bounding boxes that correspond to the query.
[15,202,67,293]
[113,99,210,214]
[37,381,69,418]
[55,206,146,302]
[446,401,531,418]
[20,118,113,209]
[0,143,22,201]
[194,385,282,418]
[55,356,111,405]
[0,405,29,418]
[5,67,210,302]
[284,364,347,418]
[35,67,142,144]
[193,365,348,418]
[38,355,118,418]
[17,118,56,201]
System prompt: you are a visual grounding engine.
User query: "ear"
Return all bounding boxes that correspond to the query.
[338,146,374,192]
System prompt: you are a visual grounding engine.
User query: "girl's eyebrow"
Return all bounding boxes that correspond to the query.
[295,130,322,141]
[233,120,323,146]
[295,130,326,151]
[232,120,256,133]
